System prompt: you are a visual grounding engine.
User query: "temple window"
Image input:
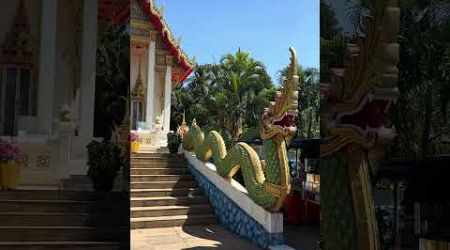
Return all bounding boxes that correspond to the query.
[0,0,36,136]
[0,66,35,136]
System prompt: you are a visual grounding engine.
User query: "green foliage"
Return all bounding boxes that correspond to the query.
[94,23,129,139]
[171,50,274,140]
[87,140,123,192]
[172,49,320,142]
[219,129,233,149]
[240,127,260,142]
[167,132,182,153]
[388,0,450,159]
[320,1,347,83]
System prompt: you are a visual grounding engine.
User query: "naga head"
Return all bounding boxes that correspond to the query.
[182,119,204,151]
[260,47,299,144]
[321,3,400,172]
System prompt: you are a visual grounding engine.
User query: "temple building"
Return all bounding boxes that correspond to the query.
[0,0,102,187]
[130,0,194,152]
[0,0,129,187]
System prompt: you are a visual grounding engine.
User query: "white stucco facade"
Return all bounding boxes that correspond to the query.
[130,0,193,152]
[0,0,98,187]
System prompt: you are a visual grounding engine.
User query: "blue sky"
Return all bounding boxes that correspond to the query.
[157,0,319,84]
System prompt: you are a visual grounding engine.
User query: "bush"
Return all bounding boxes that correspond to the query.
[87,140,123,192]
[167,132,182,153]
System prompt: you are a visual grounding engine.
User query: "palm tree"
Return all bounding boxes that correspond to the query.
[170,50,275,141]
[389,0,450,159]
[218,50,271,139]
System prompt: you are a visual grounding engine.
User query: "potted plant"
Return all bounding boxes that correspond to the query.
[0,138,21,189]
[167,131,182,154]
[130,130,140,153]
[87,140,123,192]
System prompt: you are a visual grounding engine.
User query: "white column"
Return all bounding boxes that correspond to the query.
[163,56,173,133]
[37,0,57,134]
[79,0,97,138]
[146,34,156,130]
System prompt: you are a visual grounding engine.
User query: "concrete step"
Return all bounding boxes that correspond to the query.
[131,205,214,218]
[130,188,203,197]
[0,242,125,250]
[0,200,128,213]
[131,168,189,175]
[0,212,128,227]
[131,161,187,168]
[61,176,123,192]
[0,226,128,242]
[131,196,208,207]
[131,153,184,159]
[130,175,194,182]
[131,156,185,161]
[130,181,197,189]
[0,190,127,201]
[130,214,218,229]
[156,147,169,153]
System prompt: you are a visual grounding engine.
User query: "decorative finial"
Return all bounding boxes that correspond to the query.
[177,110,189,139]
[182,110,186,125]
[131,54,144,101]
[138,54,142,78]
[289,47,298,78]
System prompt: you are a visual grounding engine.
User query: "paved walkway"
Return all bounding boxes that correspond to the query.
[131,225,262,250]
[284,223,320,250]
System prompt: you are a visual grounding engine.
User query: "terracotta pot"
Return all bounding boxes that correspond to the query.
[131,141,140,153]
[1,163,21,189]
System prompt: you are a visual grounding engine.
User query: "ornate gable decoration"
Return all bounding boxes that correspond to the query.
[131,58,145,101]
[134,0,194,85]
[1,0,35,65]
[131,0,148,20]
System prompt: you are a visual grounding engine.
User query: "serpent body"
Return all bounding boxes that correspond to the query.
[183,48,299,212]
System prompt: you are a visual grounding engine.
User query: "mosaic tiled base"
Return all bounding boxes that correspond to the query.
[187,163,284,248]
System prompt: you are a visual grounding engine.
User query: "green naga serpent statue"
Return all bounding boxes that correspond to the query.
[321,0,399,249]
[183,47,299,212]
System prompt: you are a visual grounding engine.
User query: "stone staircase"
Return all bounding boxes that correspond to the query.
[130,152,218,229]
[61,174,124,191]
[0,190,129,249]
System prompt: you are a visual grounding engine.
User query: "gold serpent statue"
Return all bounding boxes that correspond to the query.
[320,0,399,249]
[183,47,299,212]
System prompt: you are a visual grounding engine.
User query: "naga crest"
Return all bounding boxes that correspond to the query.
[260,47,299,144]
[321,0,399,170]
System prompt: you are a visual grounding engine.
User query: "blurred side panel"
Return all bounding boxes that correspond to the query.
[320,0,400,249]
[0,0,130,249]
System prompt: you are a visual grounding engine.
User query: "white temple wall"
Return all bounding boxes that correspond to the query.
[55,0,77,121]
[0,0,99,187]
[153,69,164,124]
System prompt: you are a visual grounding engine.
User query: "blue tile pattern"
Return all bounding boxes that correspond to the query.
[187,163,284,248]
